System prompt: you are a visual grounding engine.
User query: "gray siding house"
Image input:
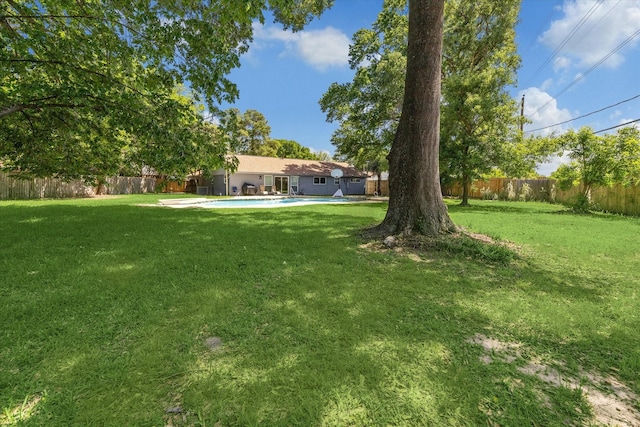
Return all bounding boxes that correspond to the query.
[209,155,367,196]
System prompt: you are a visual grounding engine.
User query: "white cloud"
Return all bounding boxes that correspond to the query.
[520,87,573,175]
[540,78,554,92]
[521,87,573,136]
[553,56,571,71]
[618,118,640,130]
[540,0,640,69]
[203,111,220,125]
[609,109,623,120]
[537,152,571,177]
[252,23,350,71]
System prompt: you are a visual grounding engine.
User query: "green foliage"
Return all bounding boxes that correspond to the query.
[439,0,522,203]
[219,108,320,159]
[552,163,581,191]
[1,0,332,180]
[275,139,319,160]
[320,0,530,196]
[319,0,407,169]
[551,126,640,211]
[253,138,320,159]
[219,108,272,154]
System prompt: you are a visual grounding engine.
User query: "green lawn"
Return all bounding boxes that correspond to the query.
[1,195,638,426]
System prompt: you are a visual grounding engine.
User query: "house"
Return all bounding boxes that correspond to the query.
[208,155,368,196]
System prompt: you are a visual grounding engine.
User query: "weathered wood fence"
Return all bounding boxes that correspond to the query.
[445,178,640,216]
[0,172,157,200]
[444,178,556,202]
[365,179,390,196]
[366,177,640,216]
[555,184,640,217]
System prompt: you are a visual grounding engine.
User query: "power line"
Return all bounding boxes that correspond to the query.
[530,28,640,117]
[594,118,640,134]
[525,93,640,133]
[519,0,562,58]
[522,0,604,87]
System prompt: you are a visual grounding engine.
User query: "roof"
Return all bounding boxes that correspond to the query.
[230,155,367,177]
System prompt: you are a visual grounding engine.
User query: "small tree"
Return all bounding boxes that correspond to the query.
[552,126,640,211]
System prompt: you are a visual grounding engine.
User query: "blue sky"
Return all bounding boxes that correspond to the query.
[220,0,640,175]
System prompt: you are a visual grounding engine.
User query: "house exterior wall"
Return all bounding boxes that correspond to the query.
[209,159,367,196]
[229,173,261,195]
[298,176,333,195]
[342,178,366,195]
[211,174,226,196]
[298,176,365,196]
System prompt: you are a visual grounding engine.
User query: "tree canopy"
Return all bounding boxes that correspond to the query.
[219,108,272,155]
[319,0,406,170]
[551,126,640,210]
[439,0,521,205]
[1,0,332,180]
[218,108,321,160]
[321,0,530,207]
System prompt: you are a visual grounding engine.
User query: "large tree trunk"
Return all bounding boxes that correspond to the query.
[373,0,456,236]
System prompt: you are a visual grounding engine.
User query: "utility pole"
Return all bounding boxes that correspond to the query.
[520,94,525,134]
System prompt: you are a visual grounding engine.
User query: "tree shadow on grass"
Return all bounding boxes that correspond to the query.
[446,201,563,216]
[0,202,637,425]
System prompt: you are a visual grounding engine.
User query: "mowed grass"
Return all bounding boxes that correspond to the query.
[0,195,638,426]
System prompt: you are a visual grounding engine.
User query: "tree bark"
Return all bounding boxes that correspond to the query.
[373,0,456,236]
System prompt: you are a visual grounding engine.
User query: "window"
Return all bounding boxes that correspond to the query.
[263,175,274,191]
[334,178,340,185]
[291,176,299,193]
[313,177,326,185]
[350,178,361,183]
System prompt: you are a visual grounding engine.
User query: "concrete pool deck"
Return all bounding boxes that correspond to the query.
[155,195,384,209]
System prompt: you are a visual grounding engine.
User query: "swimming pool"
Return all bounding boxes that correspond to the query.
[161,196,363,209]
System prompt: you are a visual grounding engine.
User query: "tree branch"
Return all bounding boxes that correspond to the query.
[1,100,87,118]
[0,58,150,97]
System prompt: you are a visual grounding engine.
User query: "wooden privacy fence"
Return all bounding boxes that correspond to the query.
[555,184,640,217]
[444,178,557,202]
[445,177,640,216]
[0,173,157,200]
[365,179,390,196]
[369,176,639,216]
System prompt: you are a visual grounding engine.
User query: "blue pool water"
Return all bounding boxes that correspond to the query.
[197,197,356,208]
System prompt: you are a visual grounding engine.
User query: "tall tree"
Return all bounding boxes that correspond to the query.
[374,0,456,236]
[254,138,320,159]
[322,0,526,217]
[221,108,272,154]
[273,139,319,160]
[439,0,521,206]
[1,0,332,180]
[319,0,406,171]
[241,109,272,155]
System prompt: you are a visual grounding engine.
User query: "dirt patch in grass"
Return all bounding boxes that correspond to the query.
[360,229,520,266]
[468,333,640,427]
